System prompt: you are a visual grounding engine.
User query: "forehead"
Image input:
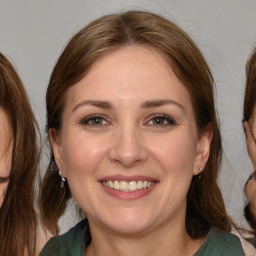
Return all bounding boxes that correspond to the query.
[65,45,193,112]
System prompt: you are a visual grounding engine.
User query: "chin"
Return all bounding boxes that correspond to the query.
[99,212,157,236]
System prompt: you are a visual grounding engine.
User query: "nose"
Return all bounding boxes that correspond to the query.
[108,125,148,167]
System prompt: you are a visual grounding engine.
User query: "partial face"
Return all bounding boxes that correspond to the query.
[244,173,256,218]
[245,172,256,202]
[0,109,13,207]
[51,46,212,236]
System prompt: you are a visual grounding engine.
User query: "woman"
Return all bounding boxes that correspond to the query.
[40,11,244,255]
[243,47,256,243]
[0,52,39,256]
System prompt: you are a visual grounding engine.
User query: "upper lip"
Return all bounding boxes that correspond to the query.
[99,175,157,182]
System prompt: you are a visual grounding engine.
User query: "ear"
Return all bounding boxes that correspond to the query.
[193,124,213,176]
[49,128,66,177]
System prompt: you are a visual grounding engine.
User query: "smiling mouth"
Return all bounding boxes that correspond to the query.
[102,180,155,192]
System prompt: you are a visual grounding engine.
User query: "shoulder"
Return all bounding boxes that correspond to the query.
[232,229,256,256]
[40,219,87,256]
[195,227,245,256]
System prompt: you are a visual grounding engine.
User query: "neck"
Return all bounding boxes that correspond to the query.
[86,218,205,256]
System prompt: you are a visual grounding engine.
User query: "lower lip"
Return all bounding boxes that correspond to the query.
[100,183,157,200]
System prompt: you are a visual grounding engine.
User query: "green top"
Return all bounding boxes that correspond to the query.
[40,219,244,256]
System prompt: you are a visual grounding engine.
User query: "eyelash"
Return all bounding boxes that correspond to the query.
[80,114,109,126]
[80,114,176,128]
[146,114,176,127]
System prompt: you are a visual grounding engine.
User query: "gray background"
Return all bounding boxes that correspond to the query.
[0,0,255,232]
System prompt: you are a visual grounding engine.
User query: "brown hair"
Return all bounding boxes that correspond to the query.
[0,52,39,256]
[40,10,231,238]
[243,48,256,122]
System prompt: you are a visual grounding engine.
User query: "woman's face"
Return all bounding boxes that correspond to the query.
[51,46,212,236]
[0,109,12,207]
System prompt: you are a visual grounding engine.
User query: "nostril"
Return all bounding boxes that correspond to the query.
[109,145,147,165]
[108,129,148,167]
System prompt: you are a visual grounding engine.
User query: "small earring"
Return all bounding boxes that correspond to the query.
[198,166,202,179]
[59,170,66,188]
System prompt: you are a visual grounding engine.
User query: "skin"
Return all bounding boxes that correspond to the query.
[51,46,212,256]
[244,103,256,170]
[244,105,256,218]
[0,109,12,207]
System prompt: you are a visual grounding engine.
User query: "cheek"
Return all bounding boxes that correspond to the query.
[148,131,197,176]
[0,182,9,207]
[245,180,256,200]
[0,152,12,208]
[61,132,108,178]
[145,133,198,217]
[0,151,12,177]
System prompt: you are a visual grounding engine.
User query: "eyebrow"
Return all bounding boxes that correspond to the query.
[72,99,185,112]
[72,100,112,112]
[141,99,185,111]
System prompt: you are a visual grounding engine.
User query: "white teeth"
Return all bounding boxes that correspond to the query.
[128,181,137,191]
[137,180,143,189]
[109,180,114,188]
[120,181,128,192]
[114,180,120,190]
[103,180,155,192]
[147,182,153,188]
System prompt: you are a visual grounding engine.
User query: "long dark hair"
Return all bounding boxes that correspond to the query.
[0,52,39,256]
[40,10,231,239]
